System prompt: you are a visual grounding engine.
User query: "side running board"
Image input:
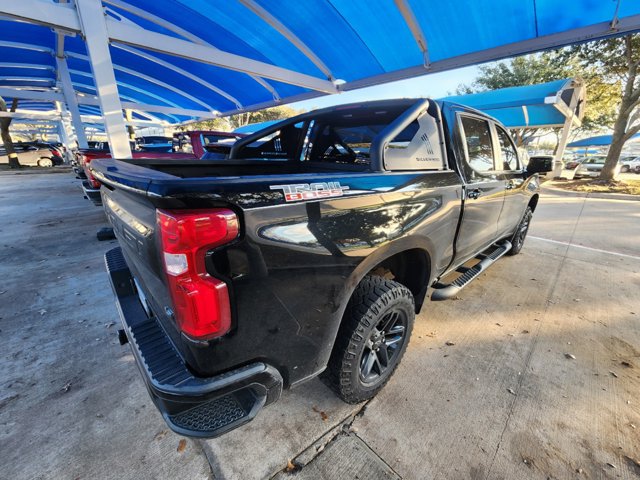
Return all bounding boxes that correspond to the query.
[431,240,512,301]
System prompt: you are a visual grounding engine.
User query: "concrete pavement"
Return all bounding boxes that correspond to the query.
[1,173,638,479]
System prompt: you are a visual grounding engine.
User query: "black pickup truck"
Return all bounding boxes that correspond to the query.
[91,98,551,438]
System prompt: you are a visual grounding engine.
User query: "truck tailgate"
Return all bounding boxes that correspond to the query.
[101,186,180,345]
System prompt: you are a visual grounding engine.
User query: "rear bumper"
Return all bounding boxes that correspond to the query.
[81,181,103,206]
[73,166,86,179]
[104,247,283,438]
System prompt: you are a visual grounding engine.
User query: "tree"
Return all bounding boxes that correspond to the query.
[183,105,300,132]
[0,96,20,168]
[563,35,640,181]
[456,51,619,147]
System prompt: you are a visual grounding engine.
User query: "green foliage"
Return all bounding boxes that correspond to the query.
[564,35,640,180]
[458,53,574,92]
[182,105,300,132]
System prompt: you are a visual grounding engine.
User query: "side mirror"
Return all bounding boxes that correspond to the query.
[526,156,553,176]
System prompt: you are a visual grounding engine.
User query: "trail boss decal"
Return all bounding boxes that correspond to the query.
[270,182,350,202]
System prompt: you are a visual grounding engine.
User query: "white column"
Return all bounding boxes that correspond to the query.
[55,101,77,162]
[551,85,583,179]
[56,57,88,149]
[75,0,131,158]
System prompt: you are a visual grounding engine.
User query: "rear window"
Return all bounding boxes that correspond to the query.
[203,134,236,145]
[306,123,384,164]
[235,105,412,166]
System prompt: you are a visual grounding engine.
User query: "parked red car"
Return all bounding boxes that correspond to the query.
[78,131,244,205]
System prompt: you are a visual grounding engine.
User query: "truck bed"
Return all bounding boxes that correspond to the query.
[122,157,371,177]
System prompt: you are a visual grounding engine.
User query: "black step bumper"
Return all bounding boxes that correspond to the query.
[81,180,102,206]
[104,247,283,438]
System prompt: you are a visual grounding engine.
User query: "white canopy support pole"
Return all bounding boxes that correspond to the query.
[0,111,60,120]
[102,0,279,100]
[75,0,131,158]
[394,0,430,67]
[0,87,63,102]
[76,95,216,118]
[551,84,583,179]
[238,0,334,81]
[55,100,78,156]
[56,57,89,148]
[552,116,574,179]
[109,45,243,109]
[124,109,136,140]
[81,114,165,127]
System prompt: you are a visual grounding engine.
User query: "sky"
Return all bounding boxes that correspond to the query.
[290,65,481,112]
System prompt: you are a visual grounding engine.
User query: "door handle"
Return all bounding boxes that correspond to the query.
[467,188,482,200]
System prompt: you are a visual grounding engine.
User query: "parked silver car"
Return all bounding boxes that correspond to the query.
[574,156,606,178]
[0,143,64,167]
[620,156,640,173]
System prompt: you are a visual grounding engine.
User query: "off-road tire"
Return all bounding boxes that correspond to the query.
[325,276,414,404]
[507,206,533,256]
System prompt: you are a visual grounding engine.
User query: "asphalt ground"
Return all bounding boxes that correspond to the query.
[1,172,638,479]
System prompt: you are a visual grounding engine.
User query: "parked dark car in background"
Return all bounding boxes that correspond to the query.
[564,156,586,170]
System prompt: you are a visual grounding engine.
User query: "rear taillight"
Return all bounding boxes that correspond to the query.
[87,172,101,189]
[50,149,61,158]
[157,209,239,340]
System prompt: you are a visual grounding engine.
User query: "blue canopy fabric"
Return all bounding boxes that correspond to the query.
[442,79,578,128]
[567,133,640,147]
[233,120,280,134]
[1,1,639,126]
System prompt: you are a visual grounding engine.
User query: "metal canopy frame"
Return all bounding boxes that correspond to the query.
[0,1,639,158]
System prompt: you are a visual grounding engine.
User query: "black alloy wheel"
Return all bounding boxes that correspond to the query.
[360,310,407,384]
[507,206,532,256]
[324,275,415,404]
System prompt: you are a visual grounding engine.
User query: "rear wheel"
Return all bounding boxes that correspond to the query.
[37,158,54,168]
[621,165,630,173]
[507,206,532,256]
[325,276,414,404]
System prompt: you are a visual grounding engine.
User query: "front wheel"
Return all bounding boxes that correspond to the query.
[621,165,630,173]
[325,276,414,404]
[38,158,54,168]
[507,206,533,256]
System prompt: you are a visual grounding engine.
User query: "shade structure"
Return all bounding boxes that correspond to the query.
[1,0,639,155]
[233,120,281,134]
[567,133,640,147]
[442,78,584,128]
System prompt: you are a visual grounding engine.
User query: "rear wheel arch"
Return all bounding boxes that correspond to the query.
[321,240,432,381]
[365,248,431,314]
[346,238,433,313]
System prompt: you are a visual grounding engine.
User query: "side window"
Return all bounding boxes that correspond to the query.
[460,116,495,173]
[496,127,519,171]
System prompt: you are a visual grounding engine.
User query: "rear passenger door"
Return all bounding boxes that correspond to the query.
[454,114,505,264]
